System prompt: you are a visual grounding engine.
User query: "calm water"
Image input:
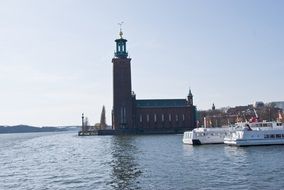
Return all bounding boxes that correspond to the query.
[1,132,284,190]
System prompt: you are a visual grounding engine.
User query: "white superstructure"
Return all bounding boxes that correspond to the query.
[224,121,284,146]
[183,127,233,145]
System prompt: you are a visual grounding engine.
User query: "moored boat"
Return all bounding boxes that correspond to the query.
[183,127,233,145]
[224,121,284,146]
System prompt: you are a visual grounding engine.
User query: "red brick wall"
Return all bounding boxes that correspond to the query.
[135,106,196,130]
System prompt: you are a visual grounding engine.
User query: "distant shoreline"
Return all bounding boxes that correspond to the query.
[0,125,80,134]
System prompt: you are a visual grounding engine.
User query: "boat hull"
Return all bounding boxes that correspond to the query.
[224,138,284,146]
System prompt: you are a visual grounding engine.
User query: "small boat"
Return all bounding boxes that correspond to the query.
[224,121,284,146]
[183,127,233,145]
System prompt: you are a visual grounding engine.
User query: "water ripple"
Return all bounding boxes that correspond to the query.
[1,133,284,189]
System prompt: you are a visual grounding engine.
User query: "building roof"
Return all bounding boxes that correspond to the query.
[136,99,188,108]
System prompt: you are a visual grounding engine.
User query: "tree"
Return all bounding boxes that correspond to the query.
[100,106,106,129]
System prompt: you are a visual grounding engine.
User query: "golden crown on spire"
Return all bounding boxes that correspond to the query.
[118,21,124,38]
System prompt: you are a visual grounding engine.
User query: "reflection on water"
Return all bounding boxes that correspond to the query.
[109,136,142,190]
[224,145,249,161]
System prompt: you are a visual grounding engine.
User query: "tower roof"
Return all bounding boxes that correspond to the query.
[188,88,193,97]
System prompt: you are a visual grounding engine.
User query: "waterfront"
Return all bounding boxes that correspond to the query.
[1,132,284,189]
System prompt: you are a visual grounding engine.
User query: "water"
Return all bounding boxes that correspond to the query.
[1,132,284,190]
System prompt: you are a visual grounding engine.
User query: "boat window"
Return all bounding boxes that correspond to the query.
[139,114,143,123]
[270,134,275,138]
[277,123,282,126]
[282,134,284,138]
[264,134,269,138]
[276,134,281,138]
[267,123,272,127]
[263,123,267,127]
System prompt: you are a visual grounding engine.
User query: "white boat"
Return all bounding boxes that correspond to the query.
[183,127,233,145]
[224,121,284,146]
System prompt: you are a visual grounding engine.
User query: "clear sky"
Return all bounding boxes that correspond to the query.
[0,0,283,126]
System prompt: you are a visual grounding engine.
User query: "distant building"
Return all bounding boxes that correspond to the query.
[270,101,284,111]
[112,30,196,134]
[253,101,264,108]
[198,103,282,127]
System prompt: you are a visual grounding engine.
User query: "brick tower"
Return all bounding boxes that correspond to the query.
[112,29,133,130]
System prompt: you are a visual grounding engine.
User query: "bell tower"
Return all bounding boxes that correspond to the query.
[112,26,133,130]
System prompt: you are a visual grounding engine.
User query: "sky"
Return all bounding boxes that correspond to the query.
[0,0,283,126]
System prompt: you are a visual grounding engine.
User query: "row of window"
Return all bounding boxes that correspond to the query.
[139,113,186,123]
[196,132,225,137]
[264,134,284,139]
[253,123,282,127]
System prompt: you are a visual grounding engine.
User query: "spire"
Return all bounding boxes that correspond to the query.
[212,103,216,110]
[187,88,193,105]
[188,88,193,97]
[114,22,128,58]
[118,21,124,39]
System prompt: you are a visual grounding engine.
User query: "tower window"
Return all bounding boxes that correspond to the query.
[140,114,143,123]
[183,114,185,121]
[120,107,123,123]
[154,114,157,123]
[147,114,149,122]
[176,114,178,121]
[120,107,126,124]
[162,114,164,122]
[169,114,171,122]
[124,107,126,123]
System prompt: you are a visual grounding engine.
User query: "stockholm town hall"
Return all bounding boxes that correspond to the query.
[112,29,196,134]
